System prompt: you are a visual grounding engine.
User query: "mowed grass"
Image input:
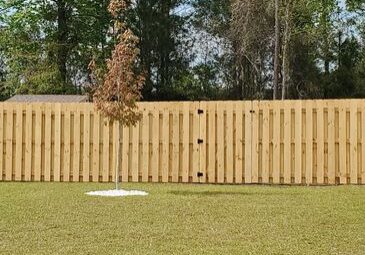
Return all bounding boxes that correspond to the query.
[0,183,364,255]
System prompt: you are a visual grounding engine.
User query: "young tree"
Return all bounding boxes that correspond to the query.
[91,0,145,190]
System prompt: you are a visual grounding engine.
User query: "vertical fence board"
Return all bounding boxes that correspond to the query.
[44,105,52,181]
[306,103,313,185]
[216,102,224,183]
[113,121,120,183]
[15,105,23,181]
[25,104,32,181]
[131,123,139,182]
[283,102,291,184]
[262,103,270,183]
[63,105,71,182]
[226,103,234,183]
[102,116,110,182]
[34,104,43,181]
[350,103,358,184]
[192,103,200,183]
[141,108,149,182]
[5,105,13,181]
[73,106,81,182]
[82,105,90,182]
[121,127,129,183]
[171,106,179,183]
[244,102,252,184]
[161,106,169,182]
[92,112,100,182]
[235,103,243,184]
[317,102,324,184]
[339,104,347,184]
[294,101,302,184]
[327,103,336,184]
[251,101,259,183]
[182,103,190,183]
[54,104,62,182]
[273,103,281,184]
[199,101,207,183]
[151,108,159,182]
[207,102,216,183]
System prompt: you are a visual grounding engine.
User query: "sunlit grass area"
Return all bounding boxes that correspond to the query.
[0,183,364,254]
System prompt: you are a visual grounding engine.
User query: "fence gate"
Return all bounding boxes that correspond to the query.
[199,101,254,184]
[196,100,365,185]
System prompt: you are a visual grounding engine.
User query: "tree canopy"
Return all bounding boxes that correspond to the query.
[1,0,365,101]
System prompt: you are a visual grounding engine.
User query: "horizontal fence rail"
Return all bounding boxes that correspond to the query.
[0,100,364,185]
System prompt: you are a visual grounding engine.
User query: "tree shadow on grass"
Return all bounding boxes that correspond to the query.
[168,191,253,197]
[168,190,302,197]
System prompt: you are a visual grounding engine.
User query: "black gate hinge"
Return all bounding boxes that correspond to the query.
[250,110,255,113]
[197,109,204,114]
[197,139,204,144]
[197,172,204,178]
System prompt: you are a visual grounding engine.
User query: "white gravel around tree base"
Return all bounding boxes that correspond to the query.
[85,189,148,197]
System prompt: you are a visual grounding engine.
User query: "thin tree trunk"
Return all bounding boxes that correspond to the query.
[281,1,291,100]
[273,0,280,100]
[57,0,68,87]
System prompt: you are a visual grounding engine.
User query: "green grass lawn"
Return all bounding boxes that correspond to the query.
[0,183,364,255]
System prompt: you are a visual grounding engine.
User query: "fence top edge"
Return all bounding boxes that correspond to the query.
[0,98,365,106]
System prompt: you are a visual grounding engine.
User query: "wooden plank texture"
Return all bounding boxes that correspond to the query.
[141,108,149,182]
[272,103,281,184]
[24,104,32,181]
[327,103,336,184]
[73,106,81,182]
[262,103,270,183]
[251,101,259,183]
[244,102,252,184]
[199,101,207,183]
[339,104,347,184]
[44,105,52,181]
[82,105,91,182]
[5,105,13,181]
[131,123,139,182]
[102,116,110,182]
[161,105,169,182]
[92,111,100,182]
[306,102,313,185]
[172,106,179,182]
[283,102,291,184]
[15,104,23,181]
[235,102,243,184]
[294,101,302,184]
[63,105,71,182]
[0,100,364,186]
[151,108,159,182]
[226,103,234,183]
[216,102,224,183]
[316,102,324,184]
[182,103,190,183]
[349,103,358,184]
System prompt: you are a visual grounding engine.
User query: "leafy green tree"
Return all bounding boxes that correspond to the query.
[0,0,113,99]
[127,0,192,100]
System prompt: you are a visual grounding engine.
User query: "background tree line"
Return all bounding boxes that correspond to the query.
[0,0,365,101]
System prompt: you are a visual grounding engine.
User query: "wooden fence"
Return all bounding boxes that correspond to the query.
[0,100,364,185]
